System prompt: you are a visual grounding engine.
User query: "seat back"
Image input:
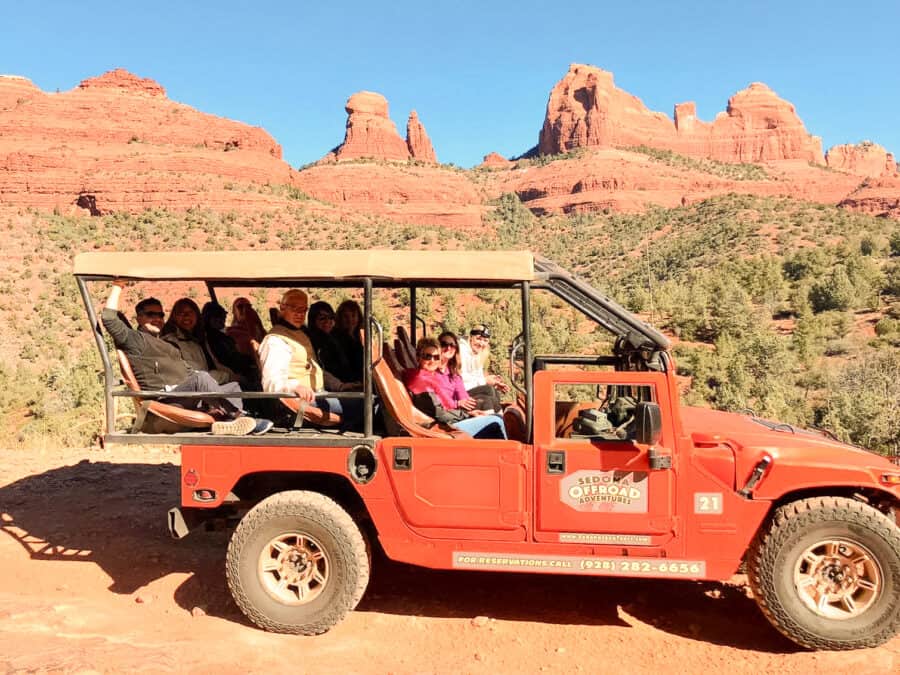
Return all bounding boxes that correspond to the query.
[115,350,214,430]
[383,342,406,378]
[373,344,460,439]
[395,325,418,369]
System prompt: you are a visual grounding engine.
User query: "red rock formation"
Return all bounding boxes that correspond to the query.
[0,69,293,214]
[334,91,410,161]
[539,64,824,164]
[406,110,437,163]
[77,68,166,96]
[826,142,898,177]
[478,152,513,169]
[839,176,900,218]
[295,162,484,228]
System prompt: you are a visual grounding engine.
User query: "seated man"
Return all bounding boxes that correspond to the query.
[258,289,363,431]
[101,280,271,435]
[458,324,508,411]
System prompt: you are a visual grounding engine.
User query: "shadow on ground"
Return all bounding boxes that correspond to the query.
[0,461,798,653]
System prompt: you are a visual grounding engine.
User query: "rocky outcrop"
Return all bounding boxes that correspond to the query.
[406,110,437,162]
[330,92,438,164]
[478,152,513,169]
[839,176,900,218]
[826,142,898,177]
[0,69,292,214]
[334,91,410,161]
[77,68,166,96]
[539,64,824,164]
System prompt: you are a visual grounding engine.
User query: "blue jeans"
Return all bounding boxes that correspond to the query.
[453,414,507,439]
[313,395,365,432]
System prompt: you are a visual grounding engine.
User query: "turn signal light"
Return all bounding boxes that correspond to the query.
[184,469,199,487]
[880,474,900,486]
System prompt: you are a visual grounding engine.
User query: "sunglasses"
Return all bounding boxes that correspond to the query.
[316,314,336,322]
[420,353,441,361]
[140,311,165,318]
[439,341,457,349]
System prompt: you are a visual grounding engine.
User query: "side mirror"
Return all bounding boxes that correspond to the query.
[634,402,662,446]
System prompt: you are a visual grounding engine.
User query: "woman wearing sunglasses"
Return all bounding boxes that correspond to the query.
[404,337,506,439]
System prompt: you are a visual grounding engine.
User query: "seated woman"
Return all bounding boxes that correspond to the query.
[306,301,361,389]
[201,301,261,389]
[226,297,266,356]
[161,298,238,385]
[404,337,506,439]
[333,299,364,382]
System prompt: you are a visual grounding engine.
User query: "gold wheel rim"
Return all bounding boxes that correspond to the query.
[793,538,881,620]
[258,532,329,605]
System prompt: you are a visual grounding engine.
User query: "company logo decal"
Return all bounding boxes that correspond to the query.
[560,470,649,513]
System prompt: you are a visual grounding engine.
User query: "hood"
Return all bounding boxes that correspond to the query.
[680,406,900,499]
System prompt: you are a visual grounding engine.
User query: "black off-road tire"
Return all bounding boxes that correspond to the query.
[225,490,370,635]
[747,496,900,650]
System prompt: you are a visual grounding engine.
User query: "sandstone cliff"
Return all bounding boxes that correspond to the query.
[826,142,898,177]
[538,64,824,164]
[0,70,295,214]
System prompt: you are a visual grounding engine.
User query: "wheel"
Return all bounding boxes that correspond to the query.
[747,496,900,650]
[226,490,369,635]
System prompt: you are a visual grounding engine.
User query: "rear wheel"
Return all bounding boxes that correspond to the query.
[748,496,900,650]
[226,490,369,634]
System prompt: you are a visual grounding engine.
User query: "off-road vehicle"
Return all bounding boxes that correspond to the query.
[75,249,900,650]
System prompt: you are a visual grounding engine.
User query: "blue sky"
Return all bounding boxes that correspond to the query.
[3,1,898,168]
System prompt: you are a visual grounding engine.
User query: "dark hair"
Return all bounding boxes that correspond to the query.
[201,301,227,328]
[135,297,162,315]
[306,301,335,330]
[335,299,363,340]
[415,336,440,359]
[437,330,461,376]
[161,297,202,338]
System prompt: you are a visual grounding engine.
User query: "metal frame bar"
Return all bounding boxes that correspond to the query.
[77,276,116,435]
[363,278,373,437]
[521,281,533,443]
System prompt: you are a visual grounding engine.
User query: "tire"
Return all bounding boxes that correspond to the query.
[226,490,370,635]
[747,496,900,650]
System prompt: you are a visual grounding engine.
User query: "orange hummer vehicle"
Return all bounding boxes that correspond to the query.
[74,250,900,650]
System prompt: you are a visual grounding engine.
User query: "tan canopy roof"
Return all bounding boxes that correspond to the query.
[73,250,536,282]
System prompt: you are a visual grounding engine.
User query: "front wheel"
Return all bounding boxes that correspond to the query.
[748,496,900,650]
[226,490,370,635]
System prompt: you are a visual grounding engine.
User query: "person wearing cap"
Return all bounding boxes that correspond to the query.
[458,324,508,411]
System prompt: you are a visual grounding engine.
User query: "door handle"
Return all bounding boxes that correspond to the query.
[393,446,412,471]
[547,450,566,474]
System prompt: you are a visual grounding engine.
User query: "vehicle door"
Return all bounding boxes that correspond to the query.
[532,370,676,546]
[380,437,528,542]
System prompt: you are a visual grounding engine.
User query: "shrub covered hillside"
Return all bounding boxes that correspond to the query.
[2,193,900,457]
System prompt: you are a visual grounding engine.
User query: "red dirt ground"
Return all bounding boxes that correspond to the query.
[0,445,897,673]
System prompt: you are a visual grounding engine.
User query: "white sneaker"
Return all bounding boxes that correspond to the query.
[211,417,257,436]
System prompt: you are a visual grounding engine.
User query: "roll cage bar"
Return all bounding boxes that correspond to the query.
[75,255,668,446]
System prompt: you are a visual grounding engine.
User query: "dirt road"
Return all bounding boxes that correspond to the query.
[0,445,896,674]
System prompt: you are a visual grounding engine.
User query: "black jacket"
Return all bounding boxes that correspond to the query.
[101,308,191,390]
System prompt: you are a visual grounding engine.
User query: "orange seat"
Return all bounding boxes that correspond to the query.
[373,343,470,439]
[116,350,215,432]
[395,325,418,370]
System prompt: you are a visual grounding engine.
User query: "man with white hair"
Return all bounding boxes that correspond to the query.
[259,289,362,429]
